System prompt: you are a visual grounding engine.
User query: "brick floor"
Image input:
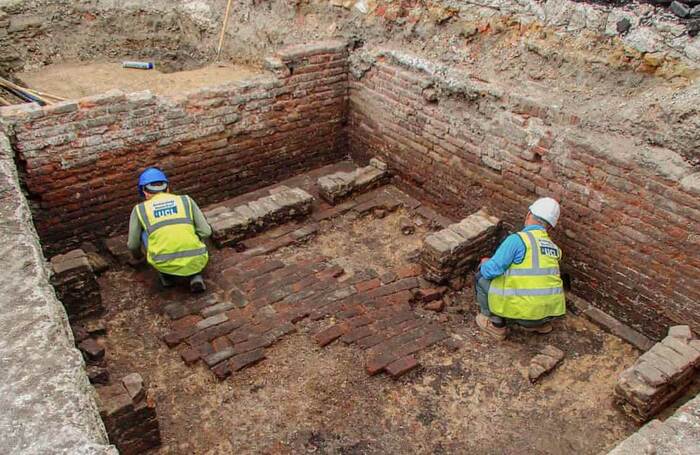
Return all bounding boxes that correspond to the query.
[160,172,453,380]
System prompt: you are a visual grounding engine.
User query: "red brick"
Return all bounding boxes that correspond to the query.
[230,349,266,371]
[366,351,397,375]
[396,264,422,279]
[419,288,446,303]
[341,326,373,344]
[314,323,348,347]
[424,300,445,312]
[211,361,232,380]
[377,290,414,307]
[386,355,419,378]
[171,314,203,332]
[180,347,201,365]
[355,278,381,292]
[162,326,197,348]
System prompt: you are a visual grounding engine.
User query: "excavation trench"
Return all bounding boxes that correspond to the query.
[0,38,698,455]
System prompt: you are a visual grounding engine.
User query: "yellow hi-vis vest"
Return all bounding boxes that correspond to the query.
[135,193,208,276]
[488,229,566,321]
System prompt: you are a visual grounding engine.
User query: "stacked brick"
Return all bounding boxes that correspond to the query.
[317,158,389,204]
[420,209,502,283]
[96,373,161,455]
[0,40,348,256]
[615,325,700,422]
[205,186,314,247]
[50,249,104,321]
[72,322,110,385]
[347,49,700,339]
[609,393,700,454]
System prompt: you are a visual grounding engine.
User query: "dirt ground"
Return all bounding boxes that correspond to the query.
[16,61,260,99]
[98,207,649,455]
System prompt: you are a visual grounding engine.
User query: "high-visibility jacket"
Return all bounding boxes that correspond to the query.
[135,193,208,276]
[488,229,566,320]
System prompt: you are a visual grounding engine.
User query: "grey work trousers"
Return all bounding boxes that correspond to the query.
[474,272,554,328]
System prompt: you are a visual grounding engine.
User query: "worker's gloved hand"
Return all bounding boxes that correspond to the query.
[480,257,490,265]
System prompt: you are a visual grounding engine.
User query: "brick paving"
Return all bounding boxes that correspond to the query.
[161,249,449,380]
[159,175,454,381]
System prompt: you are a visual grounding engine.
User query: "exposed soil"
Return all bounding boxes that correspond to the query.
[16,61,261,99]
[100,205,642,454]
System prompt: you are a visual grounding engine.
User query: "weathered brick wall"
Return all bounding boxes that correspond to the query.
[0,41,348,255]
[347,49,700,340]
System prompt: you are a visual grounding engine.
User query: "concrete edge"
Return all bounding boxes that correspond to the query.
[0,132,117,454]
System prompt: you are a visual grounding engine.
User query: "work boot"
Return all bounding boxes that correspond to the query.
[475,313,507,341]
[190,274,206,293]
[159,273,175,289]
[520,322,553,334]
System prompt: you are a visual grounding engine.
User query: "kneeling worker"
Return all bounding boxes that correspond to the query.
[474,197,566,340]
[127,167,212,292]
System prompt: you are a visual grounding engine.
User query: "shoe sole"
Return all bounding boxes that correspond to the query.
[475,315,507,340]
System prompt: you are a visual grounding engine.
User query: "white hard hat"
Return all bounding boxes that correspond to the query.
[529,197,561,228]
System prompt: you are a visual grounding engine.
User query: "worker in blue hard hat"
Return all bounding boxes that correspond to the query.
[127,167,212,292]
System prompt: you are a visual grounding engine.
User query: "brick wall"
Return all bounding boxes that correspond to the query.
[0,41,348,255]
[347,50,700,340]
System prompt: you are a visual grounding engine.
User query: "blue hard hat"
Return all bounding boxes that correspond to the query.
[138,167,169,197]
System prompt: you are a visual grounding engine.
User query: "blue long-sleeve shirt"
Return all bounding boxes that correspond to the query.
[479,224,548,280]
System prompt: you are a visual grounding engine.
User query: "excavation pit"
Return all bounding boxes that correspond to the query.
[97,164,642,453]
[1,31,699,454]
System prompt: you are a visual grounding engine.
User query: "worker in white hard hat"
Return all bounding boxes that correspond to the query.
[474,197,566,340]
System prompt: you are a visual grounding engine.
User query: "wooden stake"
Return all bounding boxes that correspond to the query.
[25,88,66,102]
[216,0,234,61]
[0,76,52,105]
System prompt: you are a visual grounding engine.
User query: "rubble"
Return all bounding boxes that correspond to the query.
[317,159,389,204]
[420,209,503,283]
[50,249,104,321]
[205,186,314,247]
[615,326,700,422]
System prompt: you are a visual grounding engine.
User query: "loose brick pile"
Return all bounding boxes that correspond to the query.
[347,49,700,339]
[420,209,502,283]
[161,235,449,380]
[0,40,348,255]
[615,325,700,421]
[205,186,314,247]
[317,158,389,204]
[96,373,161,455]
[50,249,104,321]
